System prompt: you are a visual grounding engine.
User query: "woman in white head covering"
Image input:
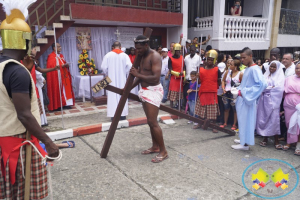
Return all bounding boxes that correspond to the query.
[256,61,285,149]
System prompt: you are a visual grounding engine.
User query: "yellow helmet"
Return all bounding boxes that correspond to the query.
[172,43,181,55]
[0,0,36,55]
[207,49,218,65]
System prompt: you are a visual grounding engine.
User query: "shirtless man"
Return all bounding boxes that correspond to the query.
[130,35,168,163]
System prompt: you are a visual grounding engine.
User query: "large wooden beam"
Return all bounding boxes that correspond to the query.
[100,28,153,158]
[104,85,236,136]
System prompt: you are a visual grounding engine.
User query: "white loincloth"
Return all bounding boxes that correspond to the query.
[138,84,163,107]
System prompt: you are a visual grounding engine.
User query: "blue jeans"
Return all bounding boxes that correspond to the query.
[160,75,170,101]
[188,100,196,117]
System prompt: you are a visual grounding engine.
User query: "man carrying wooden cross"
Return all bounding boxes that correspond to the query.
[130,35,168,163]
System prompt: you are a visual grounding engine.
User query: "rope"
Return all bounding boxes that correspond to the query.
[20,140,62,179]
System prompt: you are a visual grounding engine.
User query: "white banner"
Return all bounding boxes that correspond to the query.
[117,27,143,48]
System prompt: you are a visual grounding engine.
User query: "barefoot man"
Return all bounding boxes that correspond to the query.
[130,35,168,163]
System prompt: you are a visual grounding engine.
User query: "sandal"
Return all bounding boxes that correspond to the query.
[212,129,218,133]
[193,124,201,129]
[275,144,283,150]
[259,141,268,147]
[141,149,160,155]
[220,123,227,128]
[282,145,290,151]
[294,149,300,156]
[151,155,169,163]
[231,125,237,130]
[62,141,75,148]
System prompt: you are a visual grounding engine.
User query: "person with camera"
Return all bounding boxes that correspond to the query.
[220,59,243,130]
[231,0,242,16]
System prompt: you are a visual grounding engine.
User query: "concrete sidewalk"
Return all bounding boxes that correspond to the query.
[49,119,300,200]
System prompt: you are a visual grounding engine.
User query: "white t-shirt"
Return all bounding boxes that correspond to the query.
[184,54,201,80]
[285,63,295,77]
[161,56,169,76]
[217,62,226,95]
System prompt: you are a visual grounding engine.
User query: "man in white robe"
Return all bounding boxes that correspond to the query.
[101,41,132,120]
[282,53,295,77]
[36,70,48,126]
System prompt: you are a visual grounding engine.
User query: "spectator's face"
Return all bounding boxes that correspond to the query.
[175,50,181,57]
[269,63,277,74]
[130,49,135,55]
[227,59,233,69]
[282,54,293,67]
[54,43,62,54]
[190,74,196,81]
[257,60,262,66]
[296,64,300,77]
[270,52,279,61]
[170,43,175,51]
[31,48,37,58]
[193,38,198,43]
[201,49,205,55]
[235,1,241,6]
[162,51,167,57]
[157,47,162,54]
[190,48,196,56]
[241,53,252,66]
[207,57,214,66]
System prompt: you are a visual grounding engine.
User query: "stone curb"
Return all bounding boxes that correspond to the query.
[47,114,179,141]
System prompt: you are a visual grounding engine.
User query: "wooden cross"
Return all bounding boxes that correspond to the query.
[100,28,153,158]
[114,28,120,41]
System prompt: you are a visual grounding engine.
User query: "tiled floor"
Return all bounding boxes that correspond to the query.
[46,100,142,119]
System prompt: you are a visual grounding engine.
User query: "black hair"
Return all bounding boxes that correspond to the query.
[217,53,225,63]
[233,60,241,71]
[113,41,121,48]
[130,47,135,51]
[270,47,281,55]
[134,35,149,46]
[206,45,212,51]
[190,45,196,50]
[190,71,197,76]
[235,0,241,3]
[253,57,257,63]
[156,45,162,51]
[52,43,56,50]
[241,47,252,56]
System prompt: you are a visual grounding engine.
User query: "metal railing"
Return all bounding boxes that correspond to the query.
[279,8,300,35]
[28,0,66,39]
[74,0,181,13]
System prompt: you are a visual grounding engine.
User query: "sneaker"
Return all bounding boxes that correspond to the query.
[161,99,167,103]
[231,144,249,151]
[187,121,192,124]
[234,139,240,144]
[193,122,198,126]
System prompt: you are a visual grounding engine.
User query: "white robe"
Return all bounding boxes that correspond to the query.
[101,51,132,117]
[36,70,48,126]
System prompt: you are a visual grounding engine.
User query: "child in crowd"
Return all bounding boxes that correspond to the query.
[187,71,200,125]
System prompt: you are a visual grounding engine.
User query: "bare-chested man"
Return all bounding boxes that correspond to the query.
[130,35,168,163]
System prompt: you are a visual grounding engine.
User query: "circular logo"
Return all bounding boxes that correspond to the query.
[242,159,299,199]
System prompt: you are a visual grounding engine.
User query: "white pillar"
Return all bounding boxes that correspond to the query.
[212,0,226,48]
[262,0,275,41]
[182,0,188,41]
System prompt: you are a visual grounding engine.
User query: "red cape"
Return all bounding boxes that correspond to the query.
[46,52,75,111]
[129,54,136,64]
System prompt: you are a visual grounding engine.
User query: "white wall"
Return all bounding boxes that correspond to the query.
[277,34,300,47]
[167,27,182,48]
[243,0,264,17]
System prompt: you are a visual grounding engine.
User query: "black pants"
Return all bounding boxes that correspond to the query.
[182,81,190,109]
[217,96,224,124]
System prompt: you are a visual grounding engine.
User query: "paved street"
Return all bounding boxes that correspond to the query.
[50,119,300,200]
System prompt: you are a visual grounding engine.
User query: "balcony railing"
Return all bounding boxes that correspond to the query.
[195,16,213,29]
[279,8,300,35]
[223,16,268,41]
[74,0,181,13]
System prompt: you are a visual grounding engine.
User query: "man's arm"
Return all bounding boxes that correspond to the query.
[130,54,161,85]
[36,66,58,73]
[12,93,59,157]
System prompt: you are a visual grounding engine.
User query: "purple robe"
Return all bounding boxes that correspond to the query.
[284,75,300,144]
[256,61,285,137]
